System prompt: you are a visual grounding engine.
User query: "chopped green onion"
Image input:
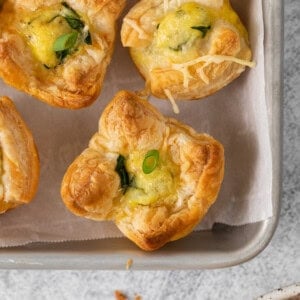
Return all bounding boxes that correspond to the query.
[142,150,159,174]
[53,32,78,52]
[191,25,211,38]
[115,155,130,192]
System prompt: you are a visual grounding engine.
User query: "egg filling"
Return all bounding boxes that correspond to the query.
[19,2,92,68]
[120,151,180,206]
[153,3,211,61]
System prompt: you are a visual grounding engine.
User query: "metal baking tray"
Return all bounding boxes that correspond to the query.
[0,0,282,269]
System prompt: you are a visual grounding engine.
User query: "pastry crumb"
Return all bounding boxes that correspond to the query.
[115,290,127,300]
[114,291,142,300]
[126,258,133,270]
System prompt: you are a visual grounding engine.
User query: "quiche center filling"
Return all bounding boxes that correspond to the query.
[155,3,210,50]
[152,2,212,63]
[117,151,179,206]
[19,2,92,68]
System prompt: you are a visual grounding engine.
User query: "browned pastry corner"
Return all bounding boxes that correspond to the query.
[121,0,254,100]
[0,0,126,109]
[61,90,224,251]
[0,96,39,213]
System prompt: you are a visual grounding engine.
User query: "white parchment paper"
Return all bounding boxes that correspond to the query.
[0,0,272,247]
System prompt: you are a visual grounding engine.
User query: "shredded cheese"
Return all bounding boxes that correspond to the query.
[172,55,256,87]
[197,61,211,84]
[164,88,180,114]
[123,18,151,40]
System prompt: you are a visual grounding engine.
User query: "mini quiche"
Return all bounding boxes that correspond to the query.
[121,0,255,101]
[0,96,39,213]
[0,0,125,109]
[61,90,224,251]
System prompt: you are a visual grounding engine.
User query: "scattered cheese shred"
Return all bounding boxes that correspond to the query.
[123,18,150,40]
[172,55,256,87]
[164,88,180,114]
[126,258,133,270]
[197,61,211,84]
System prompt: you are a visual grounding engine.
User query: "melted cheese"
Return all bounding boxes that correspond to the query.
[172,54,256,87]
[123,151,179,206]
[164,89,180,114]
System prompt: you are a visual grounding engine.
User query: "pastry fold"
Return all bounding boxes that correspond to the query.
[121,0,253,100]
[0,0,125,108]
[61,90,225,250]
[0,96,39,213]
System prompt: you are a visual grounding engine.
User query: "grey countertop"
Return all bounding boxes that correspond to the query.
[0,0,299,299]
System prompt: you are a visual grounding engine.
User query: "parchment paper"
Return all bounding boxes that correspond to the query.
[0,0,272,247]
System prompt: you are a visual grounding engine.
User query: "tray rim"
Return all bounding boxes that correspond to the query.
[0,0,283,270]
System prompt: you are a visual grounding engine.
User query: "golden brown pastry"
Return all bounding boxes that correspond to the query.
[0,96,39,213]
[61,90,224,250]
[0,0,125,109]
[121,0,254,100]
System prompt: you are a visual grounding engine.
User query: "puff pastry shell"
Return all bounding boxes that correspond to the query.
[61,90,224,250]
[0,96,39,213]
[0,0,125,109]
[121,0,253,100]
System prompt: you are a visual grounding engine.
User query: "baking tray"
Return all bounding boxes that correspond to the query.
[0,0,283,269]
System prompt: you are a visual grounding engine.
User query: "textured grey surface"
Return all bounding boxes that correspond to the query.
[0,0,299,299]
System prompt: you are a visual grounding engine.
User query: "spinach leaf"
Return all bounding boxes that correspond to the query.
[191,25,211,38]
[84,31,92,45]
[61,2,80,18]
[65,16,84,30]
[115,155,130,193]
[55,49,70,62]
